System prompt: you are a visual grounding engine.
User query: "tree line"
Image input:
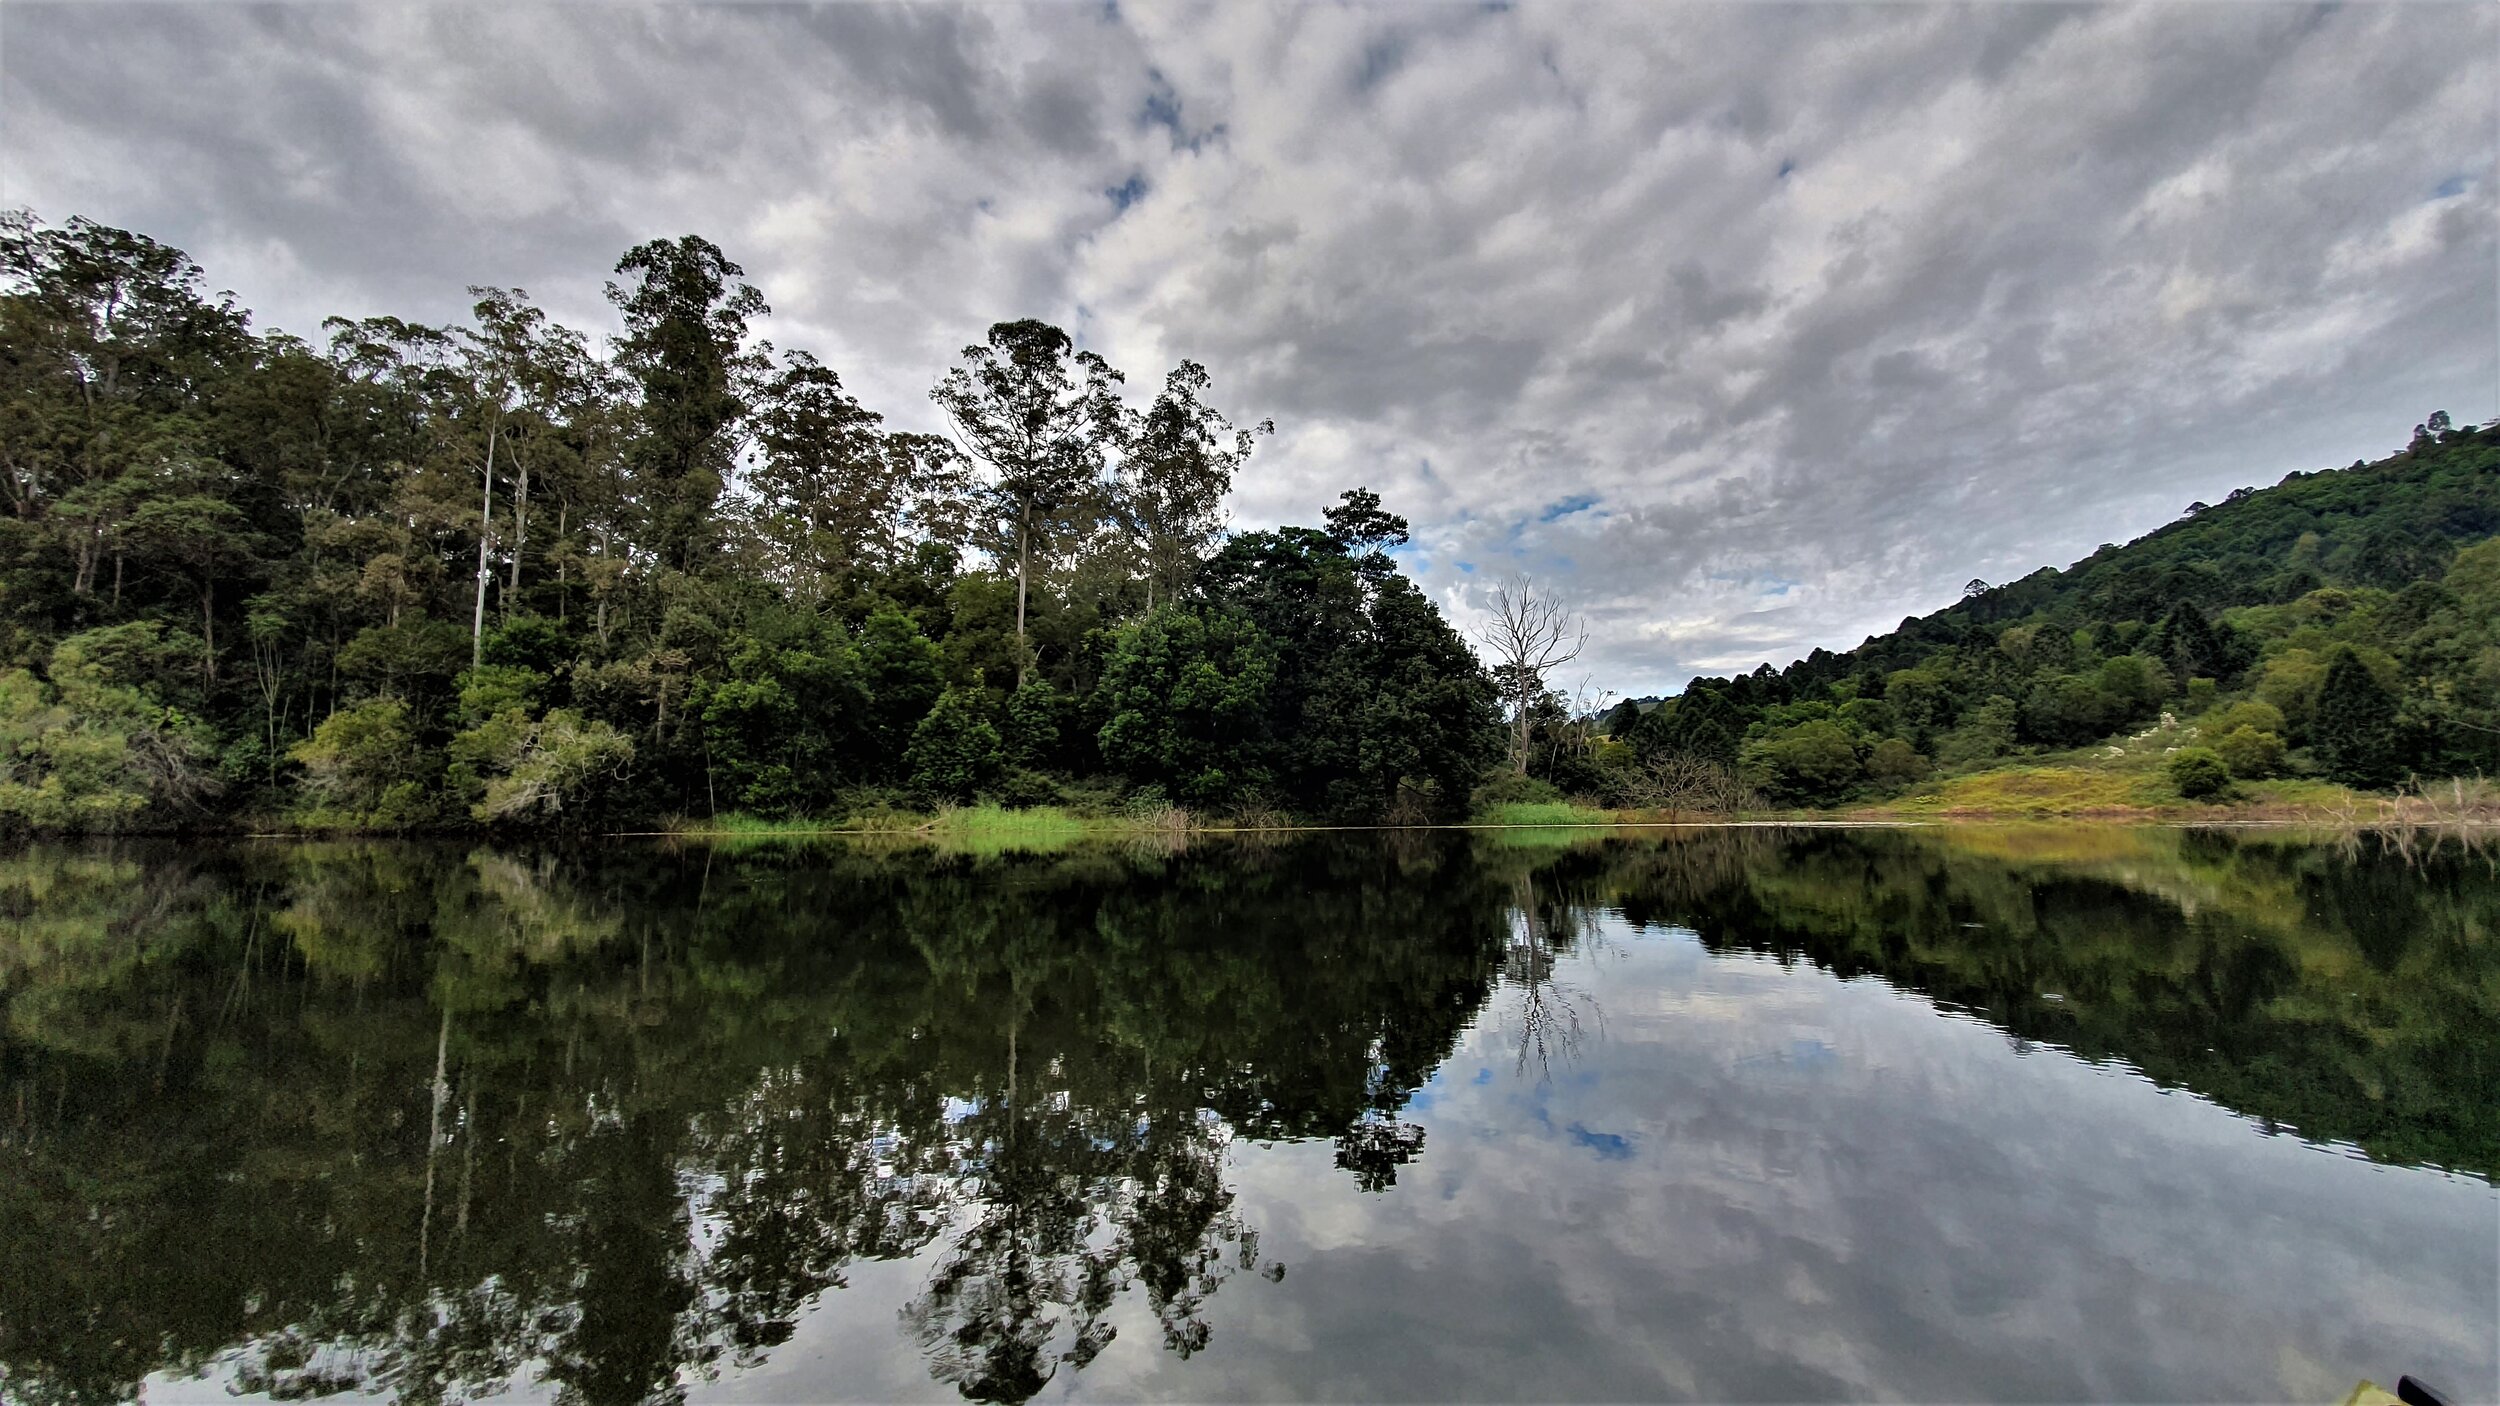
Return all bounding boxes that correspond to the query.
[0,212,1506,831]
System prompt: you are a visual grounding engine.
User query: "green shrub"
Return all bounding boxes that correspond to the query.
[1749,720,1863,805]
[1472,772,1563,810]
[2208,699,2287,739]
[467,709,636,826]
[1866,737,1930,781]
[1095,606,1275,805]
[2215,726,2285,780]
[907,688,1003,803]
[290,699,436,825]
[0,650,219,831]
[995,766,1059,808]
[2167,747,2232,800]
[1003,680,1071,771]
[456,665,547,724]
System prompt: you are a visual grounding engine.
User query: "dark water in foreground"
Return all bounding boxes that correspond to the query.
[0,826,2494,1405]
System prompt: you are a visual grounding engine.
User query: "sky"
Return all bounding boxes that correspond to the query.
[3,2,2493,698]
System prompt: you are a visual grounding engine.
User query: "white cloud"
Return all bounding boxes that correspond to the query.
[4,0,2491,694]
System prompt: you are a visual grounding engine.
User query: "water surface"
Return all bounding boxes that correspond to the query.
[1,825,2493,1404]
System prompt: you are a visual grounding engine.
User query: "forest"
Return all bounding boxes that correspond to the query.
[2,209,2493,833]
[0,212,1501,831]
[1590,422,2500,811]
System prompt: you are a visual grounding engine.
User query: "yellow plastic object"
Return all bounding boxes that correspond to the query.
[2342,1383,2402,1406]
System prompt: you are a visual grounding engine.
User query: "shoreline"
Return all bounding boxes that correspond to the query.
[143,810,2493,842]
[16,795,2495,843]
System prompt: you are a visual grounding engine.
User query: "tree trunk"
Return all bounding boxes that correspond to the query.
[200,581,218,683]
[555,503,568,623]
[506,453,529,608]
[1015,500,1032,686]
[595,524,610,646]
[471,413,500,669]
[1514,685,1532,776]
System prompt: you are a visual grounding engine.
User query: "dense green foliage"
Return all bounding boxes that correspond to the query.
[1602,425,2500,808]
[0,213,1500,831]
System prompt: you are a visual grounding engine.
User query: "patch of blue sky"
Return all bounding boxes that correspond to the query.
[2433,173,2470,199]
[1105,174,1147,212]
[1537,494,1599,523]
[1703,569,1799,598]
[1567,1123,1636,1160]
[1138,80,1223,154]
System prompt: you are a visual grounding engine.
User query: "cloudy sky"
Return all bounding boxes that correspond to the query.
[3,2,2492,696]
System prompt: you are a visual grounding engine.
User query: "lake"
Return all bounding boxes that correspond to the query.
[1,825,2493,1404]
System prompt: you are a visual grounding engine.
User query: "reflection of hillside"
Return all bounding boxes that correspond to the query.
[1594,826,2500,1179]
[0,838,1510,1406]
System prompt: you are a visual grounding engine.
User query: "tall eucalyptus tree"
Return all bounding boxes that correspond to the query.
[1120,359,1267,611]
[930,320,1124,678]
[607,236,768,576]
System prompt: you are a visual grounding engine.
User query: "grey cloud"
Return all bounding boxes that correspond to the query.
[4,0,2491,696]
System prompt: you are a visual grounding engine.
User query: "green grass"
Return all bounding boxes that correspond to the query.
[696,812,845,836]
[1883,766,2165,816]
[1879,761,2371,818]
[1472,801,1620,826]
[667,802,1178,855]
[924,804,1092,854]
[665,810,915,838]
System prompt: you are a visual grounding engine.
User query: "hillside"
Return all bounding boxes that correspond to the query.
[1591,419,2500,812]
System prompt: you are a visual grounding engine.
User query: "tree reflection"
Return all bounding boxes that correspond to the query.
[0,824,2492,1405]
[0,835,1505,1405]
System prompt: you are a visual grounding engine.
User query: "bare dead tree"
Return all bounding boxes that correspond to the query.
[1618,753,1753,816]
[1475,575,1588,777]
[1539,673,1613,786]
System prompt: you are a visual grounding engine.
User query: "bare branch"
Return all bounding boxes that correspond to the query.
[1474,574,1589,776]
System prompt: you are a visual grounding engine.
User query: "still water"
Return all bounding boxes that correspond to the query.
[0,825,2493,1404]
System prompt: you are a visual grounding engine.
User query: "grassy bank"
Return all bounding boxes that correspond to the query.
[659,802,1190,854]
[1473,800,1623,826]
[1865,767,2362,818]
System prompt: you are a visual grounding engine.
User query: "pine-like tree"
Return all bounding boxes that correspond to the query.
[2312,647,2401,787]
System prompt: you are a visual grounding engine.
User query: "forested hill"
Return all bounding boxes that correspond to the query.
[1600,422,2500,808]
[1837,422,2497,677]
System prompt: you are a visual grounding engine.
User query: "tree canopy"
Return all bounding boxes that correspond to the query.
[0,211,1505,833]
